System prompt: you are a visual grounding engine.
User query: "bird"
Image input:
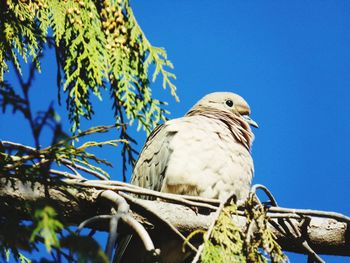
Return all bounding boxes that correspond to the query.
[131,91,258,202]
[117,92,258,263]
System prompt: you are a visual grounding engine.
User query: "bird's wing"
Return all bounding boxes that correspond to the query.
[131,121,177,195]
[113,122,178,263]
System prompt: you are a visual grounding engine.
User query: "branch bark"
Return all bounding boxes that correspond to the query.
[0,176,349,257]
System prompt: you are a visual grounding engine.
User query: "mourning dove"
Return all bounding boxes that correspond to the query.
[117,92,258,263]
[132,92,258,201]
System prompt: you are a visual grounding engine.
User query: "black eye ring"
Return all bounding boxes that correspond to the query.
[225,99,234,107]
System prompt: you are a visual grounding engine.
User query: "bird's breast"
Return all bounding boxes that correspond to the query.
[160,116,254,201]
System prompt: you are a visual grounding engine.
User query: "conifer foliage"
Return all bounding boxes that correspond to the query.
[0,0,177,133]
[0,1,177,261]
[0,1,291,263]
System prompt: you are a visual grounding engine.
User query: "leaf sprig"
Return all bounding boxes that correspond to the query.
[30,206,63,252]
[199,197,288,263]
[1,0,177,133]
[1,124,123,180]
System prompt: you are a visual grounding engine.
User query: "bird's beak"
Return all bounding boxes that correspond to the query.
[242,115,259,128]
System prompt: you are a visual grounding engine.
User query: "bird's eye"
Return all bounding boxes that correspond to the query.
[225,99,234,107]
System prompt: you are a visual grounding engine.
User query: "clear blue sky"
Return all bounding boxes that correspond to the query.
[1,1,350,262]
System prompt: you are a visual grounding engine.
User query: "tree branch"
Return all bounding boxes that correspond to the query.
[0,176,349,257]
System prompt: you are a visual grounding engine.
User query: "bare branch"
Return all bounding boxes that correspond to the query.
[1,140,110,180]
[268,207,350,224]
[192,194,236,263]
[118,191,198,253]
[49,169,84,180]
[1,140,37,152]
[60,158,108,180]
[100,190,156,254]
[66,180,218,210]
[1,177,349,257]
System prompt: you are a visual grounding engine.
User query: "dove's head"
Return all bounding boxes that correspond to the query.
[188,92,258,128]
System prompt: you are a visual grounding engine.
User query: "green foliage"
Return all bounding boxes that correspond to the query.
[30,206,63,252]
[0,0,178,261]
[243,196,287,263]
[1,124,121,180]
[0,0,177,133]
[0,203,108,262]
[199,197,288,263]
[18,252,31,263]
[46,124,126,179]
[0,0,43,80]
[0,248,32,263]
[200,204,246,263]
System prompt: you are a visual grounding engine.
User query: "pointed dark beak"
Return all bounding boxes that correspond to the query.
[242,115,259,128]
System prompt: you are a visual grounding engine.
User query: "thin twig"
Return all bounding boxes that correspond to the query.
[250,184,325,263]
[257,187,325,262]
[268,219,288,237]
[1,140,37,152]
[49,169,83,180]
[100,190,130,259]
[268,207,350,224]
[288,220,300,238]
[106,214,121,259]
[267,213,301,219]
[283,219,325,263]
[100,190,156,254]
[178,195,220,206]
[251,184,278,206]
[93,180,221,205]
[69,180,218,211]
[65,165,85,179]
[60,158,108,180]
[118,192,198,253]
[192,194,236,263]
[77,215,113,231]
[2,141,109,180]
[245,219,256,245]
[121,214,156,252]
[301,240,325,263]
